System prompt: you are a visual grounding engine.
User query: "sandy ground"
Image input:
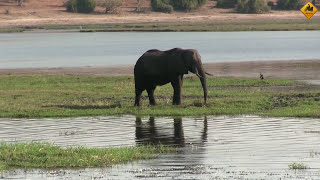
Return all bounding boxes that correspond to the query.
[0,0,318,28]
[1,60,320,83]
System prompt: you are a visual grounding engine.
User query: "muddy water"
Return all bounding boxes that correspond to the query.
[1,116,320,179]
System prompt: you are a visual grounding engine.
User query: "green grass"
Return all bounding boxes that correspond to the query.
[0,75,319,118]
[289,162,309,169]
[1,18,320,33]
[0,142,176,171]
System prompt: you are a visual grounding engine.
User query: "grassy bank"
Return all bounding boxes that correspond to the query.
[0,75,319,118]
[0,142,175,171]
[1,19,320,33]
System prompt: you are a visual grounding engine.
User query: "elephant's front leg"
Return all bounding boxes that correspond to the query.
[171,75,183,105]
[147,87,156,105]
[134,89,143,106]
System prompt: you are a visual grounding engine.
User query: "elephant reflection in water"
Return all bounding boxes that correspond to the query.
[135,116,208,147]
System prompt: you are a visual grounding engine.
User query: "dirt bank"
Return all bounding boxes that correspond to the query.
[0,0,318,28]
[1,60,320,81]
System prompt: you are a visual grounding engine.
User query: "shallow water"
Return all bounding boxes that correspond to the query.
[1,31,320,68]
[1,115,320,179]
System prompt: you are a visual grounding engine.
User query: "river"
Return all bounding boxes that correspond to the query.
[0,31,320,69]
[1,115,320,179]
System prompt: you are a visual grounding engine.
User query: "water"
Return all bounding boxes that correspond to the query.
[1,31,320,68]
[1,115,320,179]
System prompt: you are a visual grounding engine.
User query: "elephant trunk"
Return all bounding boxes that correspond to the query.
[195,66,208,105]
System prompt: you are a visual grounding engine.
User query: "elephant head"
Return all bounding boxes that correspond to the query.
[168,48,208,104]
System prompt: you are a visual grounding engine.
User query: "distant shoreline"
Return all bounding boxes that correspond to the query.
[1,0,320,33]
[1,20,320,33]
[1,59,320,80]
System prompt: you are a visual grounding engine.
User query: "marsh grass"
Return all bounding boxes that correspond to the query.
[0,75,319,118]
[0,142,176,170]
[289,162,308,169]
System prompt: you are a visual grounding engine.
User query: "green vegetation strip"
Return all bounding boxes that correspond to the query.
[0,142,175,171]
[1,19,320,33]
[0,75,319,118]
[288,162,309,169]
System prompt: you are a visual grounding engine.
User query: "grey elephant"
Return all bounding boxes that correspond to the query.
[134,48,208,106]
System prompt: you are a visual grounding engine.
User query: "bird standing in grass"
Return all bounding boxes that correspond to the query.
[260,72,264,80]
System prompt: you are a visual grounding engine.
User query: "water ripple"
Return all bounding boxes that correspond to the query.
[1,115,320,179]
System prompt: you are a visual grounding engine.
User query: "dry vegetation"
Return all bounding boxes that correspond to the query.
[0,0,318,28]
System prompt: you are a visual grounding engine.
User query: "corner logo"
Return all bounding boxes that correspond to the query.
[301,2,317,19]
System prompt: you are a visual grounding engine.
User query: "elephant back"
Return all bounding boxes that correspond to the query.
[135,50,168,77]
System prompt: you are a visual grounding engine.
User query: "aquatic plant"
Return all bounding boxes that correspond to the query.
[289,162,308,169]
[0,142,176,170]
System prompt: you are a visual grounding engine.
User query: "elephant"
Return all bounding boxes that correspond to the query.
[134,48,208,106]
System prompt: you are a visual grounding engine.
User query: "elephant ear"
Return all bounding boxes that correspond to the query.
[167,50,188,77]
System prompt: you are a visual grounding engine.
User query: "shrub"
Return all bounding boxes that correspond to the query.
[267,1,275,9]
[66,0,96,13]
[5,8,10,15]
[77,0,96,13]
[17,0,23,6]
[237,0,270,13]
[151,0,173,13]
[277,0,301,10]
[171,0,208,11]
[217,0,238,8]
[103,0,122,13]
[151,0,207,12]
[66,0,77,12]
[267,1,274,6]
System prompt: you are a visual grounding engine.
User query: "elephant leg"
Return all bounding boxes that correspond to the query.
[180,74,184,87]
[147,87,156,105]
[171,76,183,105]
[134,88,143,106]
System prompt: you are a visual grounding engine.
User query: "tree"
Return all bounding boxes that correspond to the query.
[65,0,96,13]
[103,0,122,13]
[137,0,143,12]
[17,0,23,6]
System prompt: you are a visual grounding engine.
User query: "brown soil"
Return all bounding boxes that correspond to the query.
[0,0,318,28]
[205,59,320,80]
[1,60,320,81]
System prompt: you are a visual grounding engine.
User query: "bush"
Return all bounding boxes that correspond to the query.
[5,8,10,15]
[237,0,270,13]
[103,0,122,13]
[277,0,301,10]
[217,0,238,8]
[77,0,96,13]
[66,0,96,13]
[267,1,274,6]
[267,1,275,9]
[151,0,174,13]
[171,0,208,11]
[151,0,207,12]
[66,0,77,12]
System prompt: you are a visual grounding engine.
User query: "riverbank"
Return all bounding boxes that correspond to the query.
[1,60,319,118]
[0,75,319,118]
[1,19,320,33]
[0,143,175,171]
[1,0,320,32]
[1,60,320,80]
[1,18,320,33]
